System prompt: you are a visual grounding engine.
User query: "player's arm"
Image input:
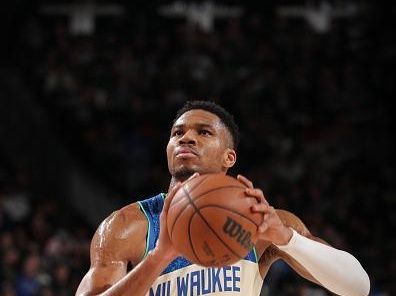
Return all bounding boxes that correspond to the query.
[75,214,129,295]
[272,210,370,296]
[76,182,184,296]
[76,232,174,296]
[274,209,324,284]
[256,210,321,283]
[237,175,370,296]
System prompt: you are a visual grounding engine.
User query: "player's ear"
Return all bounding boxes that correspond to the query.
[223,148,236,168]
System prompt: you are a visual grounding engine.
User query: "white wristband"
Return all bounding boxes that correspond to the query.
[275,227,299,249]
[276,229,370,296]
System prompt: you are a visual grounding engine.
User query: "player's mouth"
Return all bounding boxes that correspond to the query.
[175,147,198,158]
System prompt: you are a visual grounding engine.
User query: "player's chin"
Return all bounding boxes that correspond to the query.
[173,163,200,179]
[173,168,198,181]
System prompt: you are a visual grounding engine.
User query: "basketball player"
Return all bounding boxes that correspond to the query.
[76,101,370,296]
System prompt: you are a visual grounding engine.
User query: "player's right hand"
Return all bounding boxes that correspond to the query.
[155,173,200,262]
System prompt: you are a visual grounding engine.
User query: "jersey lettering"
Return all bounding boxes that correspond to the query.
[151,266,241,296]
[150,281,171,296]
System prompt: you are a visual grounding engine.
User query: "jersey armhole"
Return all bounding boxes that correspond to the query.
[253,246,259,263]
[137,201,151,260]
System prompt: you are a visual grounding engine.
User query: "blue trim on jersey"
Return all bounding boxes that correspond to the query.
[253,246,258,263]
[163,256,192,275]
[247,247,258,263]
[138,193,165,258]
[137,201,151,259]
[138,193,258,275]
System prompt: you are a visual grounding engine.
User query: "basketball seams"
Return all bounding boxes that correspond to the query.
[192,185,246,203]
[183,186,246,261]
[188,174,211,194]
[169,175,209,238]
[198,205,260,227]
[172,175,209,204]
[187,211,202,264]
[169,178,241,239]
[170,184,247,238]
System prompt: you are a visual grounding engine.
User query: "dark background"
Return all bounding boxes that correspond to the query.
[0,1,395,295]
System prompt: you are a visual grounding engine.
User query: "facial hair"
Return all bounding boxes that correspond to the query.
[173,167,197,182]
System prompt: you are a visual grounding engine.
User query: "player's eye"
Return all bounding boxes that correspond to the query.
[199,129,211,136]
[172,130,183,137]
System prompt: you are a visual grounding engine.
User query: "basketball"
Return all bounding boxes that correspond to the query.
[167,173,263,267]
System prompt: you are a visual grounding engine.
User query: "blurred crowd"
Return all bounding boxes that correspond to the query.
[1,1,395,295]
[0,159,91,296]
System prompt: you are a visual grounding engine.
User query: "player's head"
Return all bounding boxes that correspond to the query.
[167,100,240,181]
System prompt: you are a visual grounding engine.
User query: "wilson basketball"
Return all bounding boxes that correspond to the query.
[167,173,263,267]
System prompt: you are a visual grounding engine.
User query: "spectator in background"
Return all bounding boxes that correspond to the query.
[15,252,41,296]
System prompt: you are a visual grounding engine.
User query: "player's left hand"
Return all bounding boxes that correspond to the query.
[237,174,293,246]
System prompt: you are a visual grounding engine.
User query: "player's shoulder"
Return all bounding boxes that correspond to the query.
[91,202,148,263]
[275,209,311,237]
[99,202,147,239]
[101,193,165,235]
[95,203,147,247]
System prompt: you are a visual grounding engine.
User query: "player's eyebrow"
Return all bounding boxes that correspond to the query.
[172,123,215,130]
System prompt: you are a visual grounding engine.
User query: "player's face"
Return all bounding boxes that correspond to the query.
[167,109,236,180]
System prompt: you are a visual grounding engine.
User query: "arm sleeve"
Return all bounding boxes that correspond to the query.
[276,229,370,296]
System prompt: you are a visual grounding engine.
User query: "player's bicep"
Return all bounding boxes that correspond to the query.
[76,215,129,296]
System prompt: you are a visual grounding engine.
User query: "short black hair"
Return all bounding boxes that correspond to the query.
[173,100,240,150]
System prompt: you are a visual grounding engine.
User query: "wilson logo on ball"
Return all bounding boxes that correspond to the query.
[223,217,253,250]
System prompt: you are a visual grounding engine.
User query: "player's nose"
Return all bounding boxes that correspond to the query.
[179,129,196,145]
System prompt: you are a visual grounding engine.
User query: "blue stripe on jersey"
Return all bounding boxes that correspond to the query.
[138,193,165,256]
[138,193,258,275]
[137,201,151,259]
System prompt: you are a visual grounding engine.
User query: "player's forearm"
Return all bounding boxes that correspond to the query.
[100,249,173,296]
[276,229,370,296]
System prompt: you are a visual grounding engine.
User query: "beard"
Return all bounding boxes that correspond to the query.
[173,167,197,182]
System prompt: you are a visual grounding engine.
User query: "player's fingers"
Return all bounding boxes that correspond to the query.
[164,173,199,214]
[261,191,269,204]
[187,172,200,181]
[258,210,275,231]
[168,182,182,198]
[245,188,269,204]
[237,174,254,188]
[258,222,269,233]
[268,206,276,214]
[163,182,182,212]
[252,203,270,213]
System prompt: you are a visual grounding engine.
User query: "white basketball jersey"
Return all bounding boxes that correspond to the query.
[138,194,263,296]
